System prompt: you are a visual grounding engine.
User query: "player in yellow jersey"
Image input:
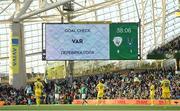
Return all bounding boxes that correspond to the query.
[96,80,105,105]
[149,82,155,105]
[34,77,44,105]
[161,76,171,105]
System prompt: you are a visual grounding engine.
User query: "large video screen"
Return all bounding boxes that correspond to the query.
[45,24,109,60]
[43,23,139,60]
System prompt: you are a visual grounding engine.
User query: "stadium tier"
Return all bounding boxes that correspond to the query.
[0,68,180,105]
[0,0,180,110]
[147,37,180,59]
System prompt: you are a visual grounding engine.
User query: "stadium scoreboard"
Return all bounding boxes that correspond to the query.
[42,23,140,60]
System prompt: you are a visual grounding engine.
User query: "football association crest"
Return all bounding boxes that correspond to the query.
[113,36,122,53]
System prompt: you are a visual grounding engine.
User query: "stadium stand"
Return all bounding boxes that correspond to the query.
[0,68,179,105]
[147,36,180,59]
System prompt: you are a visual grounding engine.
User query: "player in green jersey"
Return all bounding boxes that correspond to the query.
[80,83,88,105]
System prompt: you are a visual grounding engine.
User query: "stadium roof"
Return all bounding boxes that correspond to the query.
[0,0,179,76]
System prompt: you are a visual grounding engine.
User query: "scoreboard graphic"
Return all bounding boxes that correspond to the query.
[42,23,139,60]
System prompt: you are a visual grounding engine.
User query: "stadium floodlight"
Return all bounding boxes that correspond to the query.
[63,1,74,11]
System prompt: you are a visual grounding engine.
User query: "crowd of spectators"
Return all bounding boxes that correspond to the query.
[0,68,179,105]
[0,85,27,105]
[150,37,180,55]
[70,68,180,100]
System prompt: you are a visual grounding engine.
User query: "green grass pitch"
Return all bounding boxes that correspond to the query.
[0,104,180,111]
